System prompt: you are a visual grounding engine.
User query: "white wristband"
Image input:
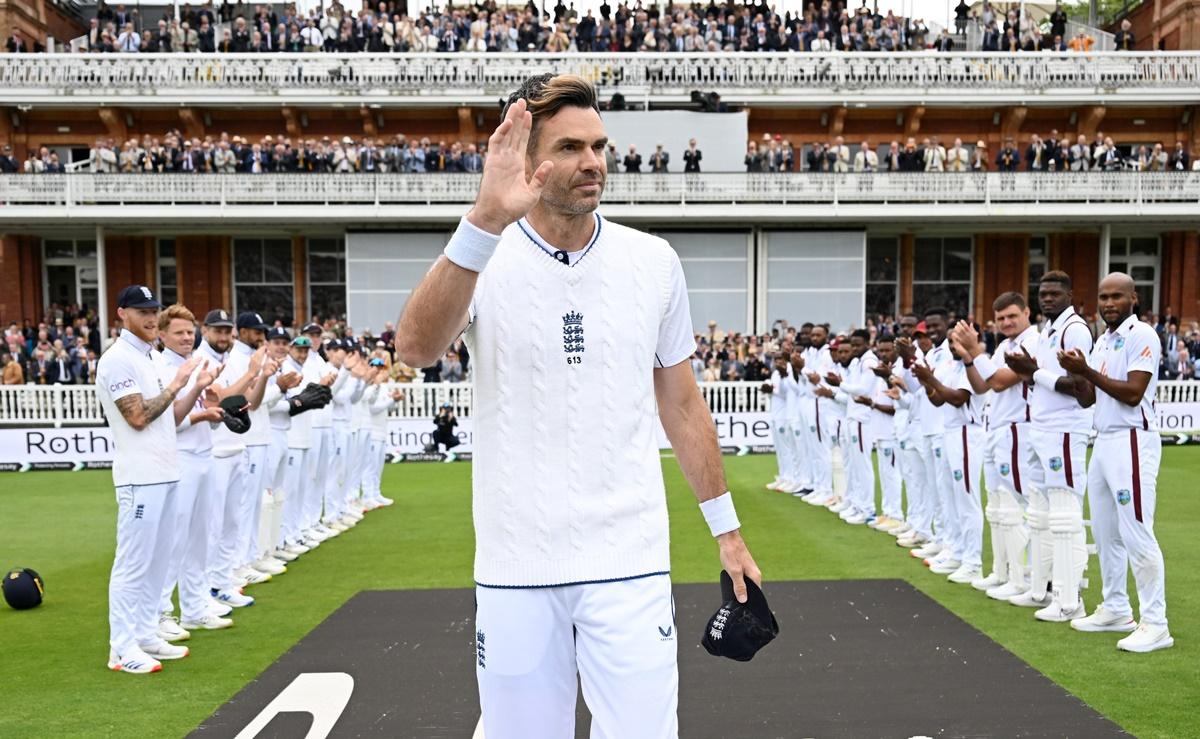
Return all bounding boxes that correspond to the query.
[700,491,740,538]
[973,353,998,382]
[1033,368,1058,392]
[443,216,503,273]
[177,415,193,431]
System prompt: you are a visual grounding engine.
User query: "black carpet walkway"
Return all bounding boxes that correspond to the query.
[196,580,1128,739]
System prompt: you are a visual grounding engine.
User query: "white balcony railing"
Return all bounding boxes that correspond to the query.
[0,380,768,427]
[3,172,1199,209]
[0,52,1197,104]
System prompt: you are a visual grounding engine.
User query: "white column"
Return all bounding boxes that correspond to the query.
[96,225,109,349]
[1098,224,1111,279]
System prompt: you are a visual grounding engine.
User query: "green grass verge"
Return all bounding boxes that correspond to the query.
[0,449,1196,738]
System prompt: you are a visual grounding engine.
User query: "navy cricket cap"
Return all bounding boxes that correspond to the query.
[2,568,44,610]
[701,571,779,662]
[116,285,162,310]
[301,322,323,335]
[266,327,290,342]
[203,309,235,328]
[236,312,269,331]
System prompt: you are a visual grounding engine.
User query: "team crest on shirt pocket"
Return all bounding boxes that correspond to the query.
[809,425,817,432]
[1049,457,1064,472]
[1117,489,1131,505]
[883,447,892,457]
[934,448,942,458]
[953,469,963,481]
[999,463,1011,476]
[851,434,859,444]
[1114,336,1126,350]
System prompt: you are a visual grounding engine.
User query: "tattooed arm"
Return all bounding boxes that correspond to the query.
[115,355,201,431]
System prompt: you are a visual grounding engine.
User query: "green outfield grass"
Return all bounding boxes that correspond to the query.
[1,449,1197,738]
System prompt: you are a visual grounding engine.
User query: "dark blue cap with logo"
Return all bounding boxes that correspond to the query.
[237,312,269,331]
[203,309,235,328]
[266,327,290,342]
[116,285,163,310]
[301,322,323,335]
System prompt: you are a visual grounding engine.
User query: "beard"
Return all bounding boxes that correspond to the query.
[540,175,604,215]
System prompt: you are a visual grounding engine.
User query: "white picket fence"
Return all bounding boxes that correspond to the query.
[2,380,1198,429]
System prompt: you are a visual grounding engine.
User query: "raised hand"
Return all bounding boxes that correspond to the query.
[1005,345,1038,381]
[466,98,555,235]
[171,355,202,393]
[262,357,280,376]
[825,372,841,387]
[895,336,916,363]
[853,394,873,406]
[1057,347,1089,375]
[277,371,302,391]
[249,345,267,374]
[872,360,893,379]
[195,361,224,391]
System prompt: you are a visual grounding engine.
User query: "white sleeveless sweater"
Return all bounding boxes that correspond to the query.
[465,216,687,587]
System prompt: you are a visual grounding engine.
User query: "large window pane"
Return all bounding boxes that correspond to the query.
[1129,238,1158,256]
[867,238,898,282]
[865,283,897,320]
[309,253,343,283]
[235,241,263,282]
[44,240,75,260]
[913,238,942,281]
[913,284,971,316]
[310,285,346,322]
[236,285,294,323]
[262,240,294,284]
[1135,286,1154,315]
[943,237,972,281]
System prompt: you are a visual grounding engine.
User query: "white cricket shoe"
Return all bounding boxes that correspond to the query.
[212,589,255,608]
[971,572,1006,591]
[282,541,309,556]
[948,565,982,584]
[828,498,850,513]
[373,496,394,507]
[765,478,784,491]
[338,514,359,528]
[327,519,350,532]
[139,638,189,661]
[844,511,869,525]
[299,535,322,549]
[889,523,914,537]
[911,542,941,559]
[1071,607,1137,633]
[343,507,365,521]
[1009,586,1052,608]
[896,533,928,549]
[157,612,190,642]
[804,491,832,506]
[182,612,234,631]
[1035,599,1086,622]
[1116,623,1174,653]
[313,523,339,539]
[208,597,234,617]
[238,567,272,586]
[929,558,962,575]
[778,481,802,494]
[987,581,1027,601]
[108,647,162,675]
[253,558,287,576]
[444,452,457,463]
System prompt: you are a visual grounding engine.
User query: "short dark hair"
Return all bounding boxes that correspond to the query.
[1041,270,1072,289]
[502,74,600,152]
[993,291,1027,312]
[923,306,949,320]
[851,328,870,341]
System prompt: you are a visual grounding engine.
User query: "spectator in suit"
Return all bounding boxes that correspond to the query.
[1114,19,1135,50]
[1070,135,1091,170]
[623,145,643,173]
[1170,142,1189,171]
[47,350,73,385]
[1025,134,1048,171]
[946,138,969,171]
[683,139,702,173]
[649,143,669,172]
[853,140,878,172]
[981,20,1000,51]
[996,138,1020,171]
[897,138,922,172]
[970,140,989,170]
[746,141,766,173]
[604,142,619,172]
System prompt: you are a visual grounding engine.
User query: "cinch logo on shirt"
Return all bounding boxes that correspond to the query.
[109,378,136,393]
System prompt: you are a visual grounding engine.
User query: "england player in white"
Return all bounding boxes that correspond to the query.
[262,327,303,564]
[395,74,761,738]
[299,324,339,541]
[951,293,1042,600]
[154,304,231,640]
[97,286,199,673]
[1004,271,1093,622]
[1058,273,1173,652]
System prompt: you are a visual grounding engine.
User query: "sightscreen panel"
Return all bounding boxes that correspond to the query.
[653,230,749,334]
[345,231,449,333]
[765,231,866,333]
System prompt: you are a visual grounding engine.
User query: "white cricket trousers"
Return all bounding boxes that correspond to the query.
[325,429,351,520]
[876,438,902,521]
[208,450,247,591]
[944,424,986,569]
[810,401,835,494]
[239,444,270,568]
[842,419,875,516]
[770,417,793,482]
[906,434,939,540]
[109,480,178,657]
[304,426,332,528]
[160,451,214,622]
[476,573,678,739]
[282,447,309,545]
[1089,429,1168,626]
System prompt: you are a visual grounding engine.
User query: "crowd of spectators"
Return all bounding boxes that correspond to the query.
[738,132,1196,173]
[1,0,1127,56]
[2,307,102,386]
[4,129,1196,176]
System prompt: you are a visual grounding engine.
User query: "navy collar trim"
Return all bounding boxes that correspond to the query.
[516,214,603,268]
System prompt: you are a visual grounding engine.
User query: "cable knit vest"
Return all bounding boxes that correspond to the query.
[465,216,676,587]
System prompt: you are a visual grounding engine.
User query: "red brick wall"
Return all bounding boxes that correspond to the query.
[975,234,1031,321]
[1050,233,1101,317]
[0,234,43,322]
[1160,230,1200,324]
[175,236,231,316]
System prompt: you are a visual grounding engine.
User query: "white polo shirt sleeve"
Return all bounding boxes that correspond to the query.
[97,349,143,403]
[1125,324,1161,375]
[654,250,696,369]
